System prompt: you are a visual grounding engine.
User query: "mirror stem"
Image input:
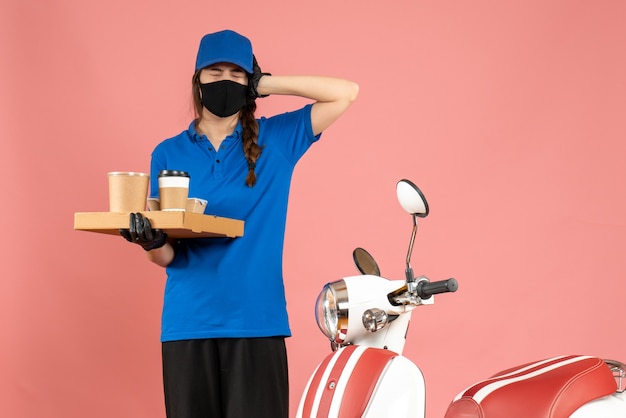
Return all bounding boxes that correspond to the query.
[405,214,418,283]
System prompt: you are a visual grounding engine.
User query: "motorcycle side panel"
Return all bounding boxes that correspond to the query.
[296,345,426,418]
[570,391,626,417]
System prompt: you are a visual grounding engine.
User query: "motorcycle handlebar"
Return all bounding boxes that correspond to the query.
[417,278,458,299]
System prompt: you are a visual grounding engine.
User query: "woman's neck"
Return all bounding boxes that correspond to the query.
[196,112,239,149]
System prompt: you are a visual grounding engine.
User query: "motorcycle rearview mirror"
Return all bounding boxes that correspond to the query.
[396,179,429,217]
[352,247,381,276]
[396,179,429,285]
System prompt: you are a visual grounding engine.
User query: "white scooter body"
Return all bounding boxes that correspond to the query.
[298,180,626,417]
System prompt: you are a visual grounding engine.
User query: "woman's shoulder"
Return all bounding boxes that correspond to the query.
[257,104,313,126]
[154,122,197,148]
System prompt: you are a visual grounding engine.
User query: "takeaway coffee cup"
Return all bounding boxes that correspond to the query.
[108,172,149,212]
[158,170,190,211]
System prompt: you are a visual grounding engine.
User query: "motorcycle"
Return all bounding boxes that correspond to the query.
[296,179,626,417]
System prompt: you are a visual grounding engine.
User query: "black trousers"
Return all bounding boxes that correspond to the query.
[162,337,289,418]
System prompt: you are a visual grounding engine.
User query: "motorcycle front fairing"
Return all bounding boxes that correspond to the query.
[299,274,432,418]
[296,344,427,418]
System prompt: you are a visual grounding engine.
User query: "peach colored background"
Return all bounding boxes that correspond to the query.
[2,0,625,416]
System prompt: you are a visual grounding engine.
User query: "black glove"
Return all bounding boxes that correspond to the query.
[248,55,271,102]
[120,212,168,251]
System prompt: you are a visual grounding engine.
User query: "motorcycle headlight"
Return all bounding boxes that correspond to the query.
[315,280,349,344]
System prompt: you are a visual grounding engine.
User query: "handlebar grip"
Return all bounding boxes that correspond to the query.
[417,278,458,299]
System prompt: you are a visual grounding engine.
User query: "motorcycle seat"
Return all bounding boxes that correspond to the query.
[444,355,617,418]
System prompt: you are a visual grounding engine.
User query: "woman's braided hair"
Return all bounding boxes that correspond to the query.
[192,71,263,187]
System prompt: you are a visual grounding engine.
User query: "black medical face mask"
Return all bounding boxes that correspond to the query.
[199,80,248,118]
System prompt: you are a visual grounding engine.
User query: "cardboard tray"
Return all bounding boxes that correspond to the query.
[74,211,244,238]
